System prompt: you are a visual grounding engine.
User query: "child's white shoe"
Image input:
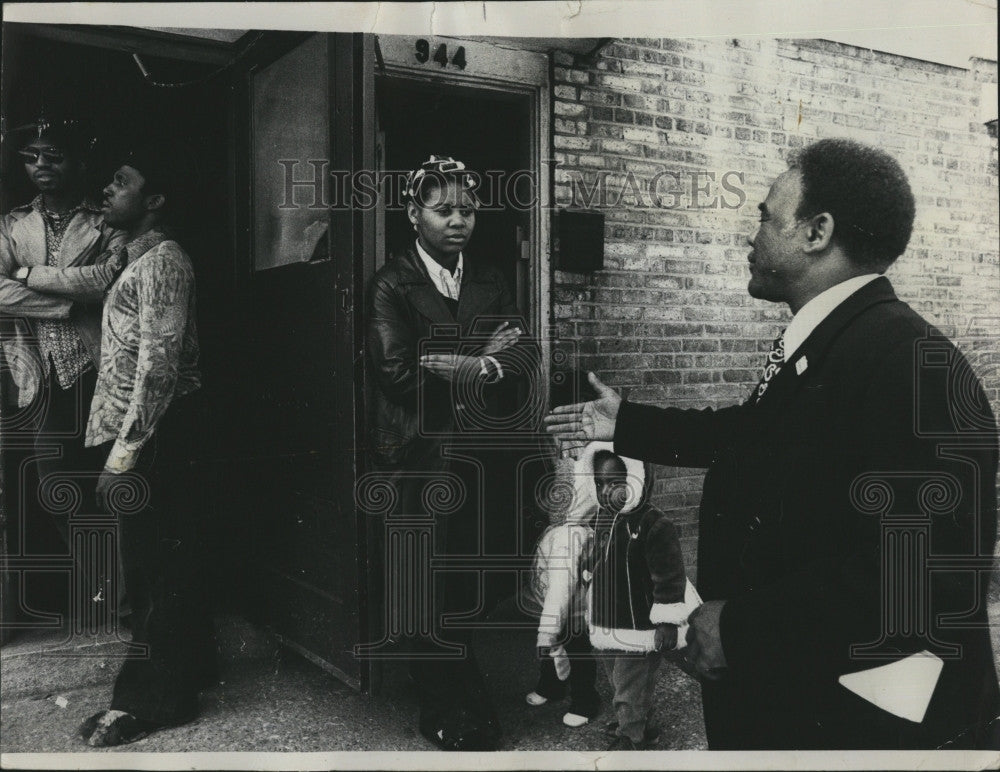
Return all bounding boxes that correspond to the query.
[562,711,590,727]
[525,691,548,706]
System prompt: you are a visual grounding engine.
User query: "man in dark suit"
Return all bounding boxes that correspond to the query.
[545,138,999,750]
[365,156,528,750]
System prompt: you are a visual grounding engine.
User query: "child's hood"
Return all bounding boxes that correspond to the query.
[552,440,651,525]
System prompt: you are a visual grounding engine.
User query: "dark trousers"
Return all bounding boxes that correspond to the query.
[105,397,215,726]
[20,367,107,617]
[395,440,508,729]
[34,367,105,545]
[534,630,599,713]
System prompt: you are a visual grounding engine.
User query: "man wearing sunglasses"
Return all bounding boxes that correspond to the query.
[0,117,126,612]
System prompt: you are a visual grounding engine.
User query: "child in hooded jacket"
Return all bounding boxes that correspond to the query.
[585,448,700,750]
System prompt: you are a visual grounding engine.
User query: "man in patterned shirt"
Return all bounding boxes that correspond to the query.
[49,147,211,747]
[0,117,125,608]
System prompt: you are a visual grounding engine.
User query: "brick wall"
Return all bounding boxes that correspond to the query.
[550,38,1000,571]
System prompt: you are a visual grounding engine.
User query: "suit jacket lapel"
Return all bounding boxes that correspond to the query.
[9,208,103,267]
[61,212,102,265]
[755,276,899,411]
[9,211,48,266]
[407,284,456,325]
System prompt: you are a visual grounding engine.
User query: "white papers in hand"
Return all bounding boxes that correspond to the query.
[838,650,943,723]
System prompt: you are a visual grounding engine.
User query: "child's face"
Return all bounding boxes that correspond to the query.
[595,456,629,513]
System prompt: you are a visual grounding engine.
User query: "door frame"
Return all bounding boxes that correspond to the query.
[373,34,553,391]
[341,32,378,693]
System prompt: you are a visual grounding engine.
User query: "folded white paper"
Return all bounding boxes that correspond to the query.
[838,650,943,723]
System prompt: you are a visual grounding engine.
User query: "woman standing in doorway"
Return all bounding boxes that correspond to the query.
[365,156,527,750]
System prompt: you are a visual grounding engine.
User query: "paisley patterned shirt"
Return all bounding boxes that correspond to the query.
[33,195,99,388]
[85,228,201,471]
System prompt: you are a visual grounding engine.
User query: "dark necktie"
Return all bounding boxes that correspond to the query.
[747,331,785,405]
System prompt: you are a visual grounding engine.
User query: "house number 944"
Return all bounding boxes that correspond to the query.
[414,40,467,69]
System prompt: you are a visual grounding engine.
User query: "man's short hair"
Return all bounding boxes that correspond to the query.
[789,138,916,271]
[117,143,189,218]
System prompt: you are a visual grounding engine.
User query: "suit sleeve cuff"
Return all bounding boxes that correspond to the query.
[613,400,682,465]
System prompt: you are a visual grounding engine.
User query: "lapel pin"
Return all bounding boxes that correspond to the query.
[795,356,808,375]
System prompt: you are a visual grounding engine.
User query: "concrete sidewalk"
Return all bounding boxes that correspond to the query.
[6,592,1000,755]
[0,612,707,754]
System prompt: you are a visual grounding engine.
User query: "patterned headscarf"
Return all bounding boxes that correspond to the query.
[404,155,478,204]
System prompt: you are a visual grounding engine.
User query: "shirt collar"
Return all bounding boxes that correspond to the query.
[783,273,881,361]
[415,239,463,282]
[30,194,100,218]
[123,226,172,264]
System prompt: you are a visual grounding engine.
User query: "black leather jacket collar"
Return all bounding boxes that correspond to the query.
[390,245,503,325]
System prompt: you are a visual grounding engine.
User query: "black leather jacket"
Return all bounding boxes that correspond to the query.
[366,245,525,466]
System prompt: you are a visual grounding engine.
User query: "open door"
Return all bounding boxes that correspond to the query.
[239,32,376,690]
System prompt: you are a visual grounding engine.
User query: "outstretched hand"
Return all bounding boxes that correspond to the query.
[542,372,621,458]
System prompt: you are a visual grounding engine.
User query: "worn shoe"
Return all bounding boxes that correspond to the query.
[79,710,161,747]
[607,734,648,751]
[525,691,548,706]
[603,720,660,744]
[419,706,499,751]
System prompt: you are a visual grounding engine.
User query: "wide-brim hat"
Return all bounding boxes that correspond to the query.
[7,116,96,155]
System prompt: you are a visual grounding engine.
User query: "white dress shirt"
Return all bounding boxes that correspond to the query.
[414,240,503,380]
[783,274,881,362]
[416,240,463,300]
